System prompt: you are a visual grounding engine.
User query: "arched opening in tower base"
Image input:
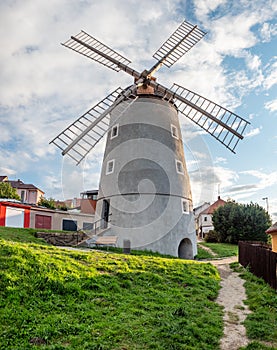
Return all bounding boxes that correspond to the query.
[178,238,193,259]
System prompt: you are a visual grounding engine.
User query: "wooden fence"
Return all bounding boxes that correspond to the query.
[238,241,277,290]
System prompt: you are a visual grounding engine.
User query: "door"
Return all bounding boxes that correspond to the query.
[101,200,110,229]
[178,238,193,259]
[5,207,24,228]
[35,214,52,229]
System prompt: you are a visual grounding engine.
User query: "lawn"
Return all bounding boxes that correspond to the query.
[198,242,238,258]
[0,226,49,244]
[0,239,223,350]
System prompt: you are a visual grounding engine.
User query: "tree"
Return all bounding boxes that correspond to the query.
[0,182,20,200]
[38,196,56,209]
[212,201,271,244]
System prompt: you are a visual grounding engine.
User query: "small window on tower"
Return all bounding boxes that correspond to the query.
[106,159,115,175]
[171,124,178,139]
[182,199,189,214]
[176,160,184,174]
[111,124,119,139]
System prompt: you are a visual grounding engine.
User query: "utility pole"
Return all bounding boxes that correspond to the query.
[262,197,269,212]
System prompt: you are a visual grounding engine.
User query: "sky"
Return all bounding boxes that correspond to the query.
[0,0,276,221]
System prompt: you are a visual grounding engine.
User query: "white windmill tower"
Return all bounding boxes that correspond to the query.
[51,20,249,258]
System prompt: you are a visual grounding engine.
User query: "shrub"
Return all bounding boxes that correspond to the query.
[212,201,271,244]
[205,230,219,243]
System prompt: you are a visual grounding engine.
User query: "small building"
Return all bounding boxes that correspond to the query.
[0,199,95,232]
[266,222,277,253]
[195,196,226,239]
[80,190,98,214]
[30,206,95,231]
[0,200,31,228]
[193,202,210,236]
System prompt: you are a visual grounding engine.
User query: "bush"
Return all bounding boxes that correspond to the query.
[212,201,271,244]
[204,230,219,243]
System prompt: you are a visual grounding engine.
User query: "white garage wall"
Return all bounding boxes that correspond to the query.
[5,207,24,228]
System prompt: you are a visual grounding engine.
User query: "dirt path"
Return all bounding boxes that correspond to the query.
[208,257,251,350]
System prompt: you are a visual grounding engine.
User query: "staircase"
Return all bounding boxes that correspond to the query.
[75,215,115,248]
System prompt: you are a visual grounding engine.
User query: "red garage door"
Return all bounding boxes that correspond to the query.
[35,214,52,229]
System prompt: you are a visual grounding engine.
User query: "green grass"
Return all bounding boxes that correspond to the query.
[231,263,277,350]
[0,226,49,244]
[198,242,238,258]
[0,239,223,350]
[195,245,215,259]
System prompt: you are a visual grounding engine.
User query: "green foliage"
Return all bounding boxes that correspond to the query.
[38,196,56,209]
[231,263,277,348]
[212,201,271,244]
[0,182,20,200]
[0,240,223,349]
[240,342,277,350]
[205,230,219,243]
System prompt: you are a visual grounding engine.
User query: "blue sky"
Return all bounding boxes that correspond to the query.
[0,0,276,221]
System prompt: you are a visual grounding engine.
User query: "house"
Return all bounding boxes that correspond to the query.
[0,176,44,205]
[0,176,8,182]
[193,202,210,236]
[9,179,44,204]
[195,196,226,239]
[80,190,98,214]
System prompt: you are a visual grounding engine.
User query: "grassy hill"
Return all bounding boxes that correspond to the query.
[0,238,223,349]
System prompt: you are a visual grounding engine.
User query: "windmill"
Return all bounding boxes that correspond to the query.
[51,20,249,258]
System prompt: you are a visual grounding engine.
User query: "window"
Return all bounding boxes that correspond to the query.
[182,199,189,214]
[176,160,184,174]
[204,216,207,222]
[171,124,178,139]
[62,219,77,231]
[110,124,119,139]
[83,222,94,230]
[106,159,115,175]
[21,190,25,202]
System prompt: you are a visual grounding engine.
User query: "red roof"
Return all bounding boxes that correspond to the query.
[200,196,226,215]
[266,222,277,234]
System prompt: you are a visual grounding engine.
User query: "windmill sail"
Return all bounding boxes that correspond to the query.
[50,86,137,164]
[170,83,250,152]
[152,20,206,69]
[62,31,131,72]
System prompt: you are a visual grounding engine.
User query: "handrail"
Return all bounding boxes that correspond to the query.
[93,213,112,236]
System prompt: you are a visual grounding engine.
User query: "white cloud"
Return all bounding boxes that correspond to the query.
[265,99,277,112]
[260,22,277,42]
[263,59,277,90]
[240,170,277,190]
[244,127,261,138]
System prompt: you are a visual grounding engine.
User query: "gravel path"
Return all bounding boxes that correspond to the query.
[209,257,251,350]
